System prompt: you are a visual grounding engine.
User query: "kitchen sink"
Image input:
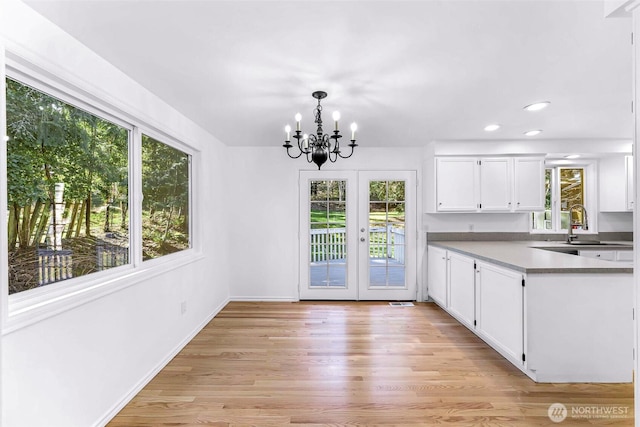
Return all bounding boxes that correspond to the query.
[567,240,624,246]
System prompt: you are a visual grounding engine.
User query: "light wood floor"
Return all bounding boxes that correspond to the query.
[108,302,634,426]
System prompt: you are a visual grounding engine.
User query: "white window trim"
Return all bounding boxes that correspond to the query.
[2,52,202,333]
[530,160,598,235]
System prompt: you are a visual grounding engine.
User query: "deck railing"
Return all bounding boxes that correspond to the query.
[37,249,73,286]
[97,242,129,271]
[310,226,405,263]
[37,241,129,286]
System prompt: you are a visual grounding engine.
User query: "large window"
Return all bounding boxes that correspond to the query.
[6,77,129,294]
[141,134,191,260]
[531,165,593,233]
[5,75,195,300]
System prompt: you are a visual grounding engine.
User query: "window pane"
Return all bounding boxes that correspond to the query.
[141,135,190,260]
[531,168,553,231]
[6,78,129,295]
[560,168,585,231]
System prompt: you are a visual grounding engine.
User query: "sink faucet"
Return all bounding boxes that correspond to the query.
[567,204,588,242]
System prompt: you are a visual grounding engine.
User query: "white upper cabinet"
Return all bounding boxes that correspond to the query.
[600,155,633,212]
[435,157,479,211]
[513,157,545,211]
[433,156,544,213]
[479,158,512,211]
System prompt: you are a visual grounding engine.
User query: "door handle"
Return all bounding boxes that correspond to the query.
[360,237,366,242]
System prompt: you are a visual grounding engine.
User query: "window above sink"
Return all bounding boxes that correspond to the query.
[531,160,597,236]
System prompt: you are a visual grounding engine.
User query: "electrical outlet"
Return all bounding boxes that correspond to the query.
[469,224,474,232]
[181,301,187,315]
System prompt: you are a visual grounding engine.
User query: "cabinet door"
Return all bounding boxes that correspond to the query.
[479,158,512,211]
[427,246,448,307]
[600,156,631,212]
[448,252,476,328]
[435,157,478,211]
[626,155,634,210]
[513,157,545,211]
[476,262,523,364]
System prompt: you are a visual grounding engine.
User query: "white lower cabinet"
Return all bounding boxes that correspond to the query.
[428,245,525,372]
[475,261,524,365]
[427,245,632,382]
[447,252,475,328]
[427,246,448,307]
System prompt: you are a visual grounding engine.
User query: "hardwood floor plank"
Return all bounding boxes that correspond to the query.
[107,302,634,426]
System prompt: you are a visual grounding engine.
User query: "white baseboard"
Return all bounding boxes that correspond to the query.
[229,296,299,302]
[94,297,230,427]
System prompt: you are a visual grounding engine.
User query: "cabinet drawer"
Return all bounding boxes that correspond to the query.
[578,250,616,261]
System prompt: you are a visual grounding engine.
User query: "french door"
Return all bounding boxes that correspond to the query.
[299,170,416,300]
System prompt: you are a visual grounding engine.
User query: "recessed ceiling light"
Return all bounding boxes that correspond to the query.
[484,124,500,132]
[524,130,542,136]
[565,154,580,159]
[524,101,550,111]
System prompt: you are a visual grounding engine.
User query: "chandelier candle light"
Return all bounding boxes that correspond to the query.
[283,91,357,170]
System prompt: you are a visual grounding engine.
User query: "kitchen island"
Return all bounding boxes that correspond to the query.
[427,240,633,383]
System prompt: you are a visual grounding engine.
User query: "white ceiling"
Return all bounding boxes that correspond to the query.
[23,0,633,147]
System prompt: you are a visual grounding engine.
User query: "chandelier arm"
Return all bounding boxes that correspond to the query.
[283,144,305,159]
[336,142,358,159]
[326,137,338,163]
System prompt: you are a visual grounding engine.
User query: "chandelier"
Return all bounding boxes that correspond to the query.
[283,91,357,170]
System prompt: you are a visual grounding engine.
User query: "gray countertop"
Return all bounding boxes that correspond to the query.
[428,241,633,274]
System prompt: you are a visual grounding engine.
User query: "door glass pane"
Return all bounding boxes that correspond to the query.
[328,180,347,201]
[387,181,406,202]
[328,202,345,225]
[368,180,406,288]
[309,180,347,288]
[387,267,405,287]
[310,202,327,225]
[369,267,387,286]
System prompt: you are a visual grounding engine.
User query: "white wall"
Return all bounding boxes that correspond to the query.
[1,1,230,426]
[226,146,424,300]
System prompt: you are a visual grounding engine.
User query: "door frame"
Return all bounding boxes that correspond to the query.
[299,170,418,301]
